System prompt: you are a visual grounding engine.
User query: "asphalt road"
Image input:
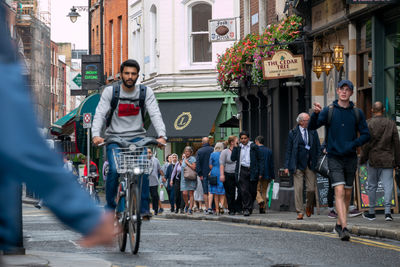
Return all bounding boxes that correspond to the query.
[22,204,400,266]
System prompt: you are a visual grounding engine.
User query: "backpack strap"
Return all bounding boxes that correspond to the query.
[139,84,147,122]
[105,81,121,128]
[327,104,334,126]
[353,107,360,125]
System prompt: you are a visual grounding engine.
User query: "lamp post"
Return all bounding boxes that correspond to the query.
[67,1,104,85]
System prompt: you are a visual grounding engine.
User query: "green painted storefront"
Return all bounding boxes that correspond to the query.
[152,90,239,162]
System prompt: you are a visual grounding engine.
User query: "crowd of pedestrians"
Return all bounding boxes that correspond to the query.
[143,79,399,244]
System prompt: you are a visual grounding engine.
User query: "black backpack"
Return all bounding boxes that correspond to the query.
[105,81,148,128]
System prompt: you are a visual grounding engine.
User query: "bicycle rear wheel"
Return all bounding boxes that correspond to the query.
[128,182,141,254]
[116,190,127,252]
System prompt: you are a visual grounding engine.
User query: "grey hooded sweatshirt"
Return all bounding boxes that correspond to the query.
[92,83,166,140]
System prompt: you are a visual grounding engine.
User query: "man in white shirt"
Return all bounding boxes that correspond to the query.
[231,131,264,216]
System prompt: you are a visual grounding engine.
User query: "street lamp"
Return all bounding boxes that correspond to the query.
[66,6,80,23]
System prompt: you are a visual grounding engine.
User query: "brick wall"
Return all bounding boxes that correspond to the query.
[104,0,128,81]
[240,0,244,38]
[90,2,101,55]
[250,0,259,34]
[266,0,276,25]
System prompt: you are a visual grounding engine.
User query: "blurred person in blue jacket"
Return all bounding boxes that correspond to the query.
[0,3,115,251]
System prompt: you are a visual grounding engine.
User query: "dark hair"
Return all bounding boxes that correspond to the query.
[120,59,140,74]
[239,131,249,138]
[166,154,171,161]
[255,135,264,145]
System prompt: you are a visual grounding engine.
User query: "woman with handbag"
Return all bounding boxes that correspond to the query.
[208,142,226,215]
[180,146,197,215]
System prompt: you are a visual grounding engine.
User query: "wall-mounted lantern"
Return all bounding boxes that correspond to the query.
[312,42,323,79]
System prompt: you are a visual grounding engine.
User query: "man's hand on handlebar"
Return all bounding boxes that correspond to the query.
[156,137,167,148]
[93,136,105,146]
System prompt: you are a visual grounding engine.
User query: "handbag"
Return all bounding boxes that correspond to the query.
[316,153,329,177]
[183,166,197,180]
[272,181,280,200]
[208,175,218,186]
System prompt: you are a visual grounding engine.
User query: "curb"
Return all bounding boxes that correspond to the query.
[22,197,38,205]
[162,213,400,241]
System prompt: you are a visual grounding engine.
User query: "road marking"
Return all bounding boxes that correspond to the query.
[221,222,400,252]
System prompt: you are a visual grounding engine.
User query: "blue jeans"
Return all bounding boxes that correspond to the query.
[106,138,150,214]
[367,164,394,214]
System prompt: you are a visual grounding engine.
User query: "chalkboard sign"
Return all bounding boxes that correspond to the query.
[317,173,329,207]
[356,164,398,212]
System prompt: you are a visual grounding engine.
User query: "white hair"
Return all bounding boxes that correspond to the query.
[214,142,224,152]
[296,113,309,124]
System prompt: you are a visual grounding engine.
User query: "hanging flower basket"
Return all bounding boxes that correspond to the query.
[216,15,303,92]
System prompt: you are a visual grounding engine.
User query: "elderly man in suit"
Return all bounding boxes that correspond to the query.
[231,131,264,216]
[284,113,321,220]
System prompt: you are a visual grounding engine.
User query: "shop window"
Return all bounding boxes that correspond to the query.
[357,19,372,119]
[190,3,212,63]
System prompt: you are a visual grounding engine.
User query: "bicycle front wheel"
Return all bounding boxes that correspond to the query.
[128,182,141,254]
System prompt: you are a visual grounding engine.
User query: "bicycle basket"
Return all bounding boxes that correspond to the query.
[112,146,153,174]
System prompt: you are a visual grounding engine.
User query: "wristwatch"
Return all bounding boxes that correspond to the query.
[159,136,168,140]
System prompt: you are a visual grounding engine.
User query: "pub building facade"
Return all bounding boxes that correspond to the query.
[237,0,400,172]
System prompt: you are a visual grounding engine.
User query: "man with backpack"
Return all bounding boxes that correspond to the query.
[309,80,370,241]
[92,59,167,219]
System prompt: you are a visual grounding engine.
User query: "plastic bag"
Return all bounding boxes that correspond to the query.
[272,182,279,200]
[159,188,165,201]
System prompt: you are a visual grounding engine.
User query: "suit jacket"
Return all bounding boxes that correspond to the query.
[258,145,275,180]
[195,143,214,177]
[231,142,264,182]
[284,126,321,174]
[165,163,175,190]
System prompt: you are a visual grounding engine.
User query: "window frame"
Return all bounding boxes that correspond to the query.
[189,2,212,65]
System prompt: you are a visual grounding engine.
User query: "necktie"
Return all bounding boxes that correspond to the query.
[303,129,308,145]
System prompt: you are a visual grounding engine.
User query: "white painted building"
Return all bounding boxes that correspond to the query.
[128,0,240,92]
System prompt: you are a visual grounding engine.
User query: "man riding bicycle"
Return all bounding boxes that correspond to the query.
[92,59,167,219]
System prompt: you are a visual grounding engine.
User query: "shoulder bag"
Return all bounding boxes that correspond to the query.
[183,164,197,180]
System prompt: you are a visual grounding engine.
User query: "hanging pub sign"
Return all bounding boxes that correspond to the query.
[262,49,305,80]
[208,18,237,42]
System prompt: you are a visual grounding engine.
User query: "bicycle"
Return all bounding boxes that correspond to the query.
[78,172,100,204]
[110,137,159,254]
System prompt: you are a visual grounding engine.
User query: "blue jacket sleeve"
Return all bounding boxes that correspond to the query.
[0,63,101,237]
[269,151,275,179]
[354,110,371,147]
[309,108,328,131]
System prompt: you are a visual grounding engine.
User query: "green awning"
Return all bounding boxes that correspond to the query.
[50,108,78,135]
[75,93,101,154]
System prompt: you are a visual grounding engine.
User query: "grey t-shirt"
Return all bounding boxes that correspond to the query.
[220,148,236,174]
[149,157,161,187]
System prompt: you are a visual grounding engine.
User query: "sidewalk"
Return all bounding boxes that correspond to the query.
[2,251,112,267]
[160,208,400,241]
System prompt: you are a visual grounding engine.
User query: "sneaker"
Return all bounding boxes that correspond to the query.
[158,208,164,214]
[174,209,179,214]
[180,208,184,214]
[142,212,153,221]
[340,227,351,241]
[188,209,193,215]
[244,210,250,216]
[184,206,188,213]
[385,214,393,221]
[328,210,337,219]
[34,202,42,209]
[333,223,342,236]
[362,212,376,221]
[349,208,362,217]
